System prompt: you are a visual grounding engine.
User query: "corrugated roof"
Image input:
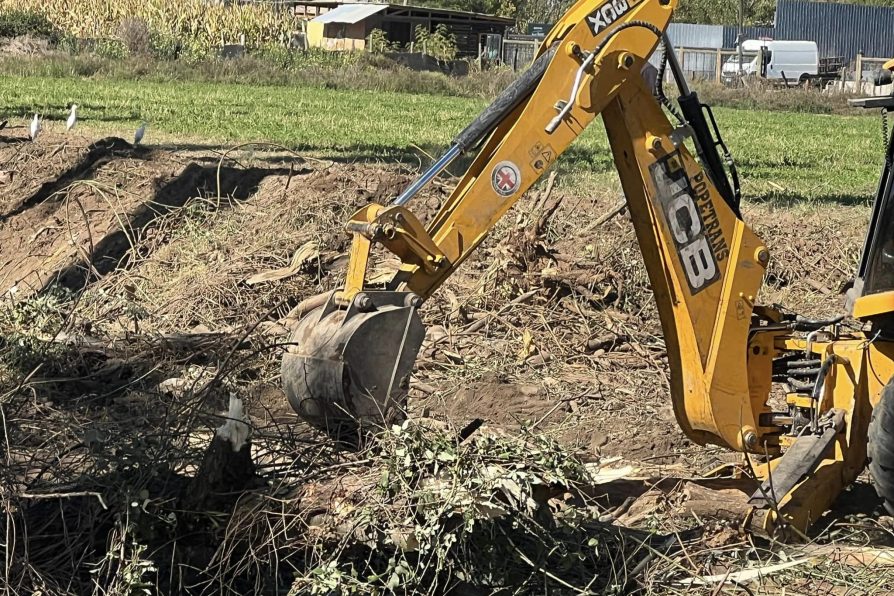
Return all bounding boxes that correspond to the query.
[666,23,724,49]
[298,1,514,24]
[775,0,894,59]
[311,4,387,24]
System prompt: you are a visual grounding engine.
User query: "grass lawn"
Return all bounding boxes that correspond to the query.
[1,74,885,204]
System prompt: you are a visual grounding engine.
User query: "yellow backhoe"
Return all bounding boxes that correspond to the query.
[281,0,894,536]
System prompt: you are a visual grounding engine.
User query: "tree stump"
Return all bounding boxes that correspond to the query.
[185,396,255,510]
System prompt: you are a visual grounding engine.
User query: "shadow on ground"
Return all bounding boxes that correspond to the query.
[45,160,297,293]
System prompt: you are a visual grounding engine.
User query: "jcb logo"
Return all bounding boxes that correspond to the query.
[666,192,718,291]
[650,154,721,294]
[587,0,631,35]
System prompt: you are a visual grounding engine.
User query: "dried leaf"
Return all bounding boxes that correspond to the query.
[583,462,636,484]
[517,328,535,362]
[244,241,319,285]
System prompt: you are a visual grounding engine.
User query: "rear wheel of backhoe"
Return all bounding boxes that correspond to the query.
[868,377,894,514]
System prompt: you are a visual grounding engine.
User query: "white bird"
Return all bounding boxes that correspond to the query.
[29,113,40,141]
[134,122,146,146]
[66,104,77,131]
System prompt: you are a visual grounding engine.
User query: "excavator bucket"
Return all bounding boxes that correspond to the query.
[281,291,425,435]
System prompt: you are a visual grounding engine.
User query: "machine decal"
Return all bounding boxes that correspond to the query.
[649,152,723,294]
[587,0,631,35]
[492,161,522,196]
[690,171,730,261]
[529,141,556,172]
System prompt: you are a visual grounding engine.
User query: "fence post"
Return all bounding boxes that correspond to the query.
[856,52,864,91]
[715,48,722,83]
[679,47,686,75]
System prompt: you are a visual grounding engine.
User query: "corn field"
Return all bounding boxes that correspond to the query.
[0,0,294,54]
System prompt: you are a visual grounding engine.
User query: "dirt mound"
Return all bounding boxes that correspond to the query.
[0,134,179,293]
[0,134,868,462]
[427,379,554,423]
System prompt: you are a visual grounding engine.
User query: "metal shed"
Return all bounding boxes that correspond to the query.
[665,23,723,49]
[650,23,724,81]
[721,26,774,49]
[300,1,512,55]
[775,0,894,60]
[311,3,388,24]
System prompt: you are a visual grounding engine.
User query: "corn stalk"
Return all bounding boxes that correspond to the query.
[0,0,294,54]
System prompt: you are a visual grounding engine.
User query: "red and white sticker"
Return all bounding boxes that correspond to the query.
[492,161,521,197]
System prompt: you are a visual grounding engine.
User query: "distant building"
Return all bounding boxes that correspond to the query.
[774,0,894,60]
[291,1,512,56]
[659,1,894,61]
[656,23,772,52]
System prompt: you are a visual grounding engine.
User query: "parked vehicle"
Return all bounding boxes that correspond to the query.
[722,39,825,85]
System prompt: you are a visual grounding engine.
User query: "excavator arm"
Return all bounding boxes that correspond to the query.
[282,0,870,536]
[284,0,768,449]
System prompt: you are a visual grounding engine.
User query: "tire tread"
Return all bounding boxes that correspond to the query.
[868,380,894,515]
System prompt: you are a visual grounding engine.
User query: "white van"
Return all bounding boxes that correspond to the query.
[722,39,819,84]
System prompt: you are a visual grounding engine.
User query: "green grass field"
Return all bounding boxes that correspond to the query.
[1,73,885,204]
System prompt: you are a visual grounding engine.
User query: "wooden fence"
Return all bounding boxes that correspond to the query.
[676,47,738,82]
[498,42,891,93]
[502,38,538,70]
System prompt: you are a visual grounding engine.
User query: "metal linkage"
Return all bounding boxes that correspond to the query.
[545,21,664,134]
[546,48,597,134]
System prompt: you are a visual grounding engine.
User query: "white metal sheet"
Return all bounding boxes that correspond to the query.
[312,4,388,24]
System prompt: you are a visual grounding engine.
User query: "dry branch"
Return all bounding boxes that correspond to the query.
[461,289,539,334]
[592,199,627,228]
[529,170,560,241]
[53,330,247,359]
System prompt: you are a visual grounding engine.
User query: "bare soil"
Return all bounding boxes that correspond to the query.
[0,126,886,594]
[0,127,869,460]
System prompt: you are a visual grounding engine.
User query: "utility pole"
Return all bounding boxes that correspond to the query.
[737,0,745,83]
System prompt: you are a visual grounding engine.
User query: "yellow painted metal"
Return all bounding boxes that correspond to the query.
[324,0,894,535]
[603,80,768,452]
[341,204,382,303]
[404,0,676,298]
[372,205,447,275]
[853,289,894,319]
[752,337,894,534]
[339,203,448,303]
[787,394,814,409]
[885,58,894,71]
[747,330,783,451]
